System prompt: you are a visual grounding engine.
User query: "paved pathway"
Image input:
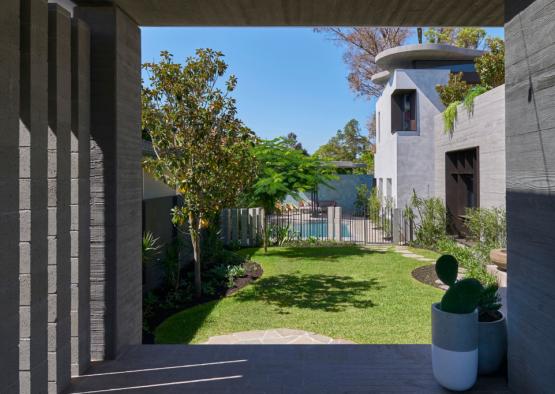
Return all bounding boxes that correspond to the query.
[203,329,354,345]
[68,345,508,393]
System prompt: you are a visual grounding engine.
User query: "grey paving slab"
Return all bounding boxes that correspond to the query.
[68,344,508,393]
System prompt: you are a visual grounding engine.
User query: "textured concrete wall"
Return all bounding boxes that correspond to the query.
[70,18,91,377]
[20,0,50,392]
[434,85,506,209]
[76,4,142,360]
[0,1,21,392]
[505,0,555,392]
[374,69,449,209]
[47,4,73,391]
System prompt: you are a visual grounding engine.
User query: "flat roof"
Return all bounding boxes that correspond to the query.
[375,43,485,71]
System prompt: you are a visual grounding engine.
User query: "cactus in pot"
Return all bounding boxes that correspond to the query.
[431,255,483,391]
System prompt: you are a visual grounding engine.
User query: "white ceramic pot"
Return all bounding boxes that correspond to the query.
[431,303,479,391]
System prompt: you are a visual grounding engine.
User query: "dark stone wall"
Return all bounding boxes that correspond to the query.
[0,0,21,392]
[505,0,555,392]
[76,4,142,360]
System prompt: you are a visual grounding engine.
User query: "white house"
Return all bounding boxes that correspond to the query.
[373,44,484,210]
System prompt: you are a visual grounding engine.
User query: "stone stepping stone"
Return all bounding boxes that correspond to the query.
[202,329,356,345]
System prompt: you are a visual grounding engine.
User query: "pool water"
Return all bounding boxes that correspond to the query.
[293,222,351,238]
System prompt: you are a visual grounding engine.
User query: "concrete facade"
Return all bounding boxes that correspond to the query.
[70,18,91,377]
[434,85,506,209]
[1,1,21,392]
[374,68,450,209]
[75,4,142,361]
[20,0,50,392]
[505,0,555,392]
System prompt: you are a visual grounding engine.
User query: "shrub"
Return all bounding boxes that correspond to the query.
[368,188,382,218]
[463,85,489,115]
[406,191,447,249]
[465,207,506,260]
[354,184,371,213]
[475,38,505,89]
[436,72,470,107]
[443,101,460,134]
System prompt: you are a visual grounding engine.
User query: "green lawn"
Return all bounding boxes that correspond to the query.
[155,246,442,344]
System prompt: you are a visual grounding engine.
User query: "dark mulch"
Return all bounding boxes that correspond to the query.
[412,264,444,289]
[143,261,263,344]
[226,261,263,296]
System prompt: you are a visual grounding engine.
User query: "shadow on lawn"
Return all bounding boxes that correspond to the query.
[240,245,387,261]
[234,273,383,312]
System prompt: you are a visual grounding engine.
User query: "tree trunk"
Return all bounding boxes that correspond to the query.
[189,213,202,298]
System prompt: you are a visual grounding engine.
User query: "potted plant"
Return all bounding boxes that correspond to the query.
[432,255,483,391]
[477,283,507,375]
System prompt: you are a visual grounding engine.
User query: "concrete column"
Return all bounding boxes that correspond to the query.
[505,1,555,392]
[70,18,91,377]
[334,207,342,241]
[0,1,21,392]
[75,5,142,360]
[19,0,50,392]
[240,208,249,246]
[47,4,73,392]
[327,207,335,240]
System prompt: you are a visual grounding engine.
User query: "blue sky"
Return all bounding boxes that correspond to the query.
[141,27,504,153]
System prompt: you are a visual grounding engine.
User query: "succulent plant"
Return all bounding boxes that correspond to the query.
[436,254,484,314]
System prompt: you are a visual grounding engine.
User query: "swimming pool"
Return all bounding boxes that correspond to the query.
[293,222,351,238]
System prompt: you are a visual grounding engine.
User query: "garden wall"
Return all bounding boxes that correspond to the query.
[318,174,374,213]
[434,85,506,209]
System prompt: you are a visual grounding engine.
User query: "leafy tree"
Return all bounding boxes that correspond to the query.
[315,119,373,174]
[436,72,470,107]
[283,132,308,155]
[315,27,412,99]
[244,138,336,251]
[425,27,486,49]
[475,38,505,89]
[142,50,258,297]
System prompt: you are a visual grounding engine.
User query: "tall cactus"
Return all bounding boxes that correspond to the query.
[436,254,483,314]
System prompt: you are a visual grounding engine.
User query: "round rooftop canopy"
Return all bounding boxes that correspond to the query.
[375,43,485,72]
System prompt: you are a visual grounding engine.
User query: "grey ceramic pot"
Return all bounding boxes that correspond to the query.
[431,303,479,391]
[478,312,507,375]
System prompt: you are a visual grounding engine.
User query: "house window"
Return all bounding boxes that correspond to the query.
[391,90,417,132]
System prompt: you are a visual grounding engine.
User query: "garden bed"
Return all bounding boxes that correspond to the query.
[412,265,443,290]
[143,260,263,344]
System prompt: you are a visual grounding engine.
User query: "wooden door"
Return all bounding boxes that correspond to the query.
[445,148,479,236]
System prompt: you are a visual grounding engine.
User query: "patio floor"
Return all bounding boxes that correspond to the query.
[68,345,508,393]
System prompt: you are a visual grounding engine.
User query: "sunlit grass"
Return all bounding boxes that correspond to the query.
[155,246,442,344]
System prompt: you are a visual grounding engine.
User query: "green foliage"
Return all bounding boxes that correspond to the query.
[475,38,505,89]
[478,283,502,322]
[425,27,486,49]
[406,191,447,249]
[368,188,382,218]
[142,49,258,297]
[246,138,336,214]
[436,73,469,108]
[142,232,161,265]
[454,28,486,49]
[314,119,373,174]
[434,238,497,286]
[354,184,371,212]
[462,85,489,115]
[435,255,458,286]
[425,28,455,44]
[465,207,507,253]
[443,101,460,134]
[441,278,484,314]
[266,223,299,246]
[436,254,484,314]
